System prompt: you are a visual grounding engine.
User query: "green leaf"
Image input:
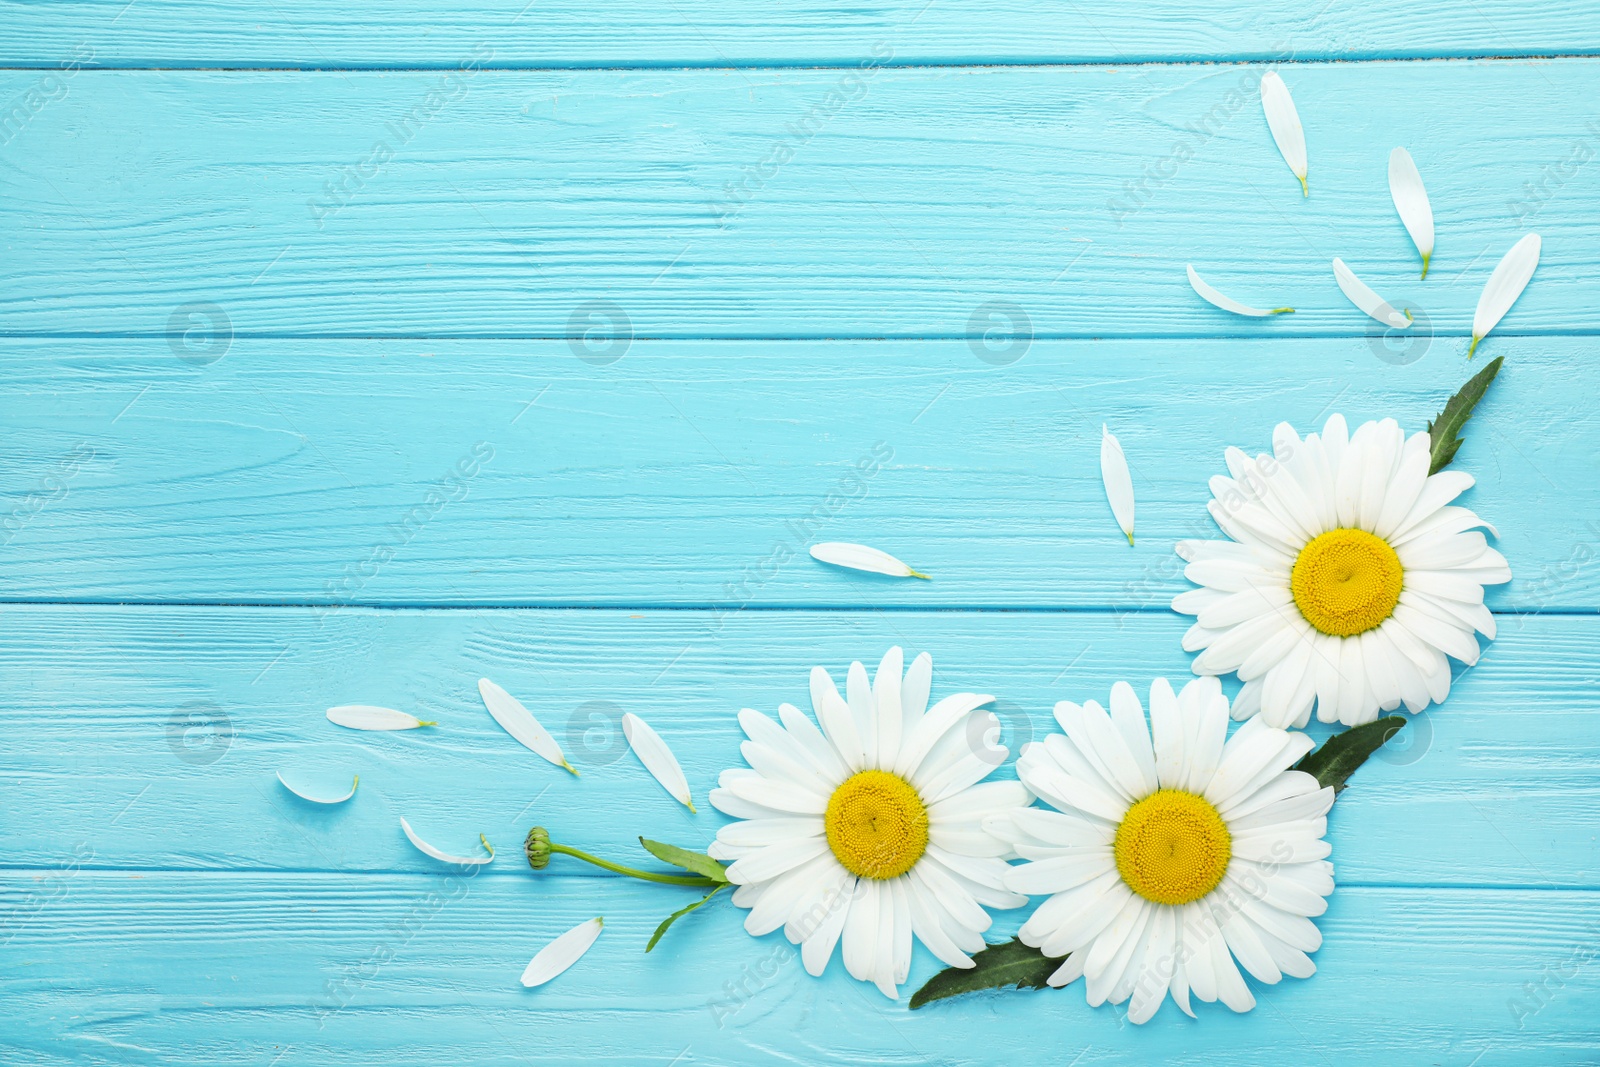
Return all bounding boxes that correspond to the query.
[638,838,729,884]
[909,938,1065,1009]
[1292,716,1407,794]
[646,884,724,952]
[1426,356,1503,474]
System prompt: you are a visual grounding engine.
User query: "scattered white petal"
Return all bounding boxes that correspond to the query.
[399,816,495,866]
[479,678,577,775]
[521,917,603,988]
[809,542,929,580]
[1332,258,1411,329]
[276,771,358,804]
[623,712,695,812]
[1472,233,1540,358]
[326,705,435,731]
[1260,70,1308,196]
[1388,147,1434,278]
[1187,265,1293,317]
[1100,425,1136,546]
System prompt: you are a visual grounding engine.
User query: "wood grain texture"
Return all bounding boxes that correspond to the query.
[1,337,1590,608]
[0,605,1593,886]
[6,0,1600,67]
[3,873,1596,1065]
[1,61,1595,338]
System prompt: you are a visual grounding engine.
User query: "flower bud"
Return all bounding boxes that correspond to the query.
[525,826,552,870]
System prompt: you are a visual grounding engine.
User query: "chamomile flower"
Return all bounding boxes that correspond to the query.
[708,648,1031,999]
[990,678,1334,1023]
[1174,414,1510,728]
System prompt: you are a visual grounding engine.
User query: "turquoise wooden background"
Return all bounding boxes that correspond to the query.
[3,2,1598,1063]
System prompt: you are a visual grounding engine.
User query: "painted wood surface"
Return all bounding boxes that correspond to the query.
[1,62,1594,339]
[1,607,1592,885]
[5,0,1600,67]
[1,6,1597,1065]
[0,337,1592,609]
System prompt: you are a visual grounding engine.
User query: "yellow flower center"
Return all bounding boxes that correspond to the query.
[1290,527,1404,637]
[1113,789,1232,906]
[824,770,929,881]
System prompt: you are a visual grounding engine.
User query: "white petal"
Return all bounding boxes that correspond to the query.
[1100,425,1136,545]
[1332,258,1411,329]
[809,542,929,580]
[1472,233,1540,356]
[399,816,494,866]
[623,712,695,812]
[1388,147,1434,277]
[1186,264,1292,317]
[478,679,576,774]
[276,770,358,805]
[326,705,434,731]
[520,917,603,987]
[1260,70,1308,195]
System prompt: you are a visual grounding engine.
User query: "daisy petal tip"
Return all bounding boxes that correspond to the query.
[1332,258,1411,329]
[1100,425,1136,545]
[623,712,694,811]
[326,705,431,731]
[1472,233,1541,353]
[400,816,495,866]
[809,541,927,579]
[1259,70,1308,194]
[520,917,604,988]
[479,677,571,771]
[276,770,359,805]
[1187,264,1291,318]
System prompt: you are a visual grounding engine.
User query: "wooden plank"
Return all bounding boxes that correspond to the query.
[0,605,1593,886]
[2,872,1594,1064]
[1,62,1594,338]
[4,0,1600,68]
[0,337,1588,609]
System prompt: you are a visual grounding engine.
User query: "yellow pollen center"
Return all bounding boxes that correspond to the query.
[1113,789,1232,906]
[824,770,929,881]
[1290,527,1404,637]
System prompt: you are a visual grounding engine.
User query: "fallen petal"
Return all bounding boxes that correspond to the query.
[1260,71,1308,196]
[1187,265,1293,317]
[1471,233,1540,357]
[276,771,358,805]
[1332,258,1411,329]
[623,713,695,812]
[479,678,578,775]
[521,917,603,988]
[326,705,435,731]
[1100,425,1136,546]
[400,816,495,866]
[809,542,930,579]
[1388,147,1435,278]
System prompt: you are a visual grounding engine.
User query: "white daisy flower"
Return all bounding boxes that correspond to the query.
[1173,413,1510,728]
[992,677,1334,1024]
[708,647,1032,1000]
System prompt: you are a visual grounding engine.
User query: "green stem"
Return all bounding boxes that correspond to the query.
[548,843,721,887]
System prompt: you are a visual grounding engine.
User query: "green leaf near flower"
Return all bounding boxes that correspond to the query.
[646,884,726,952]
[1427,356,1503,474]
[1293,715,1408,794]
[638,838,730,883]
[909,937,1065,1009]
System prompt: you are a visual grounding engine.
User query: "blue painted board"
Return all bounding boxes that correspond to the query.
[0,606,1591,885]
[0,336,1589,609]
[5,0,1600,67]
[1,62,1594,338]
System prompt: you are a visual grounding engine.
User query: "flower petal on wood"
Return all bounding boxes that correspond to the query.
[1187,265,1293,317]
[521,917,604,988]
[479,678,577,775]
[1100,425,1136,546]
[1332,258,1411,329]
[326,705,435,731]
[623,712,695,812]
[1471,234,1540,358]
[809,542,930,579]
[276,771,358,804]
[1260,71,1308,196]
[399,816,495,866]
[1388,147,1434,278]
